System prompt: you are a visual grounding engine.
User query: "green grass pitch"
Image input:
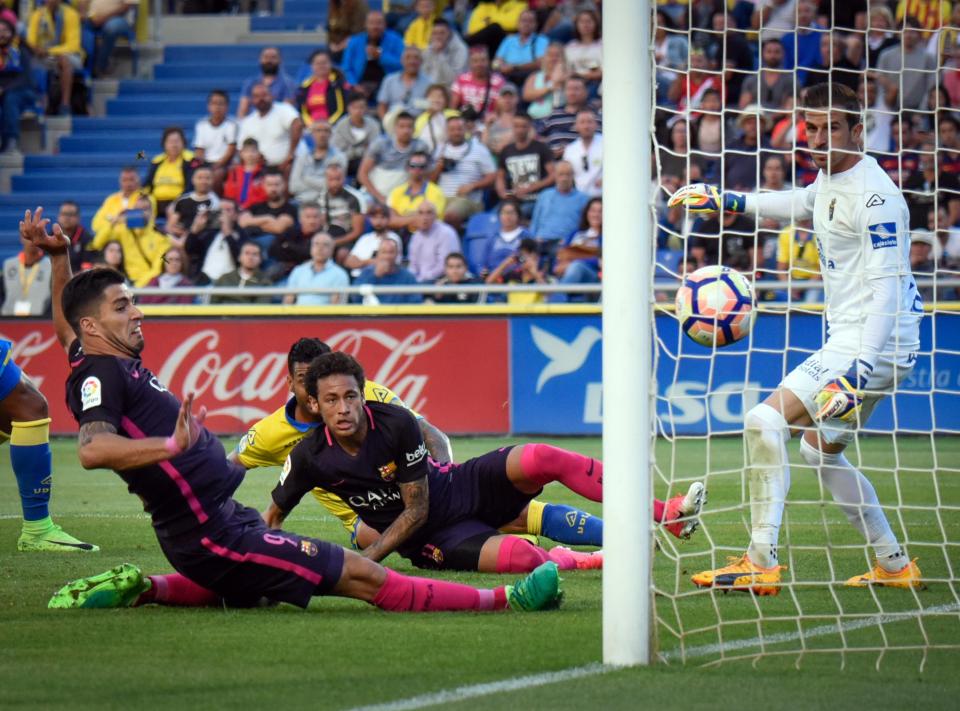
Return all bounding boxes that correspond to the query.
[1,435,958,709]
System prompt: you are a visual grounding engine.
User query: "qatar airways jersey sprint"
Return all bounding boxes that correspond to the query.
[750,155,922,357]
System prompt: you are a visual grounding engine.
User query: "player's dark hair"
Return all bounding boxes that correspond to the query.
[395,111,415,124]
[305,352,365,399]
[801,83,861,129]
[287,337,331,374]
[61,268,127,337]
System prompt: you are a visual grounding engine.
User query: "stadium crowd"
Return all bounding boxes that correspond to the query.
[5,0,960,315]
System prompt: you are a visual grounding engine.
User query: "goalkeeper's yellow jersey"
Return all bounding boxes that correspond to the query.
[234,380,419,533]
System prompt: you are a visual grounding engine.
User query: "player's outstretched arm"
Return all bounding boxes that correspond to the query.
[419,418,453,463]
[360,476,429,563]
[19,208,75,353]
[667,182,815,222]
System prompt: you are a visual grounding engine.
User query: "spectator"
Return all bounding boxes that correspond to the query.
[739,39,794,113]
[939,115,960,175]
[690,88,723,174]
[431,115,497,230]
[654,11,687,104]
[493,9,548,87]
[387,151,446,230]
[539,75,598,158]
[92,165,153,234]
[895,0,950,35]
[724,106,773,192]
[193,90,238,190]
[874,115,920,186]
[354,238,423,304]
[192,197,241,285]
[315,163,365,249]
[211,241,272,303]
[1,232,51,316]
[140,247,195,305]
[482,81,518,154]
[485,236,549,304]
[326,0,369,61]
[26,0,83,115]
[144,127,198,216]
[223,138,268,210]
[529,160,589,249]
[268,202,318,281]
[422,18,469,87]
[451,45,506,118]
[690,210,758,272]
[97,240,128,281]
[904,142,960,228]
[359,111,430,204]
[803,32,860,93]
[877,17,937,111]
[238,169,298,251]
[85,0,137,78]
[377,45,431,121]
[414,84,460,159]
[166,164,220,248]
[57,200,96,272]
[238,82,303,172]
[523,41,568,121]
[284,232,349,305]
[237,47,296,119]
[0,14,34,155]
[562,108,602,198]
[818,0,866,30]
[910,229,939,302]
[552,196,602,302]
[776,219,821,302]
[484,198,532,276]
[332,91,383,179]
[465,0,528,59]
[290,120,347,203]
[90,194,169,286]
[757,154,790,253]
[866,5,899,68]
[295,49,351,127]
[564,9,602,93]
[431,251,481,303]
[407,201,460,282]
[702,11,753,103]
[779,0,823,83]
[667,47,721,113]
[404,0,439,50]
[344,202,404,277]
[342,10,404,99]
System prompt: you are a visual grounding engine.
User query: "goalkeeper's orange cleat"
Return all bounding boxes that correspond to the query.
[692,554,785,596]
[844,559,924,589]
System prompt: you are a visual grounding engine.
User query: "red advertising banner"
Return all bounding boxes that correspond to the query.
[0,318,510,435]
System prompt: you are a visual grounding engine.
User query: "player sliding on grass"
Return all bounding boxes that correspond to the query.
[669,82,924,595]
[263,351,704,573]
[23,210,560,613]
[240,337,706,553]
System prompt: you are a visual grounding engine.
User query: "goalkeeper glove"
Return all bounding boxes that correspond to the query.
[814,360,874,422]
[667,183,747,213]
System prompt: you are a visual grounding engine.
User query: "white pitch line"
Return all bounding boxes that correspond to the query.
[347,602,960,711]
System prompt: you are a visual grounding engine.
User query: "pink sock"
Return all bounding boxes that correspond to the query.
[653,498,665,522]
[372,569,508,612]
[519,443,602,502]
[140,573,221,607]
[546,546,603,570]
[495,536,549,573]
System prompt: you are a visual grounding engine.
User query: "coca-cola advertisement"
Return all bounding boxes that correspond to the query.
[0,318,511,434]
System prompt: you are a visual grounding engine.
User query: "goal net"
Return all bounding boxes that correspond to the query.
[650,3,960,669]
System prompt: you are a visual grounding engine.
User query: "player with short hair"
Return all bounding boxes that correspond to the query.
[239,337,705,553]
[25,210,560,613]
[669,82,924,594]
[0,339,98,552]
[264,352,704,574]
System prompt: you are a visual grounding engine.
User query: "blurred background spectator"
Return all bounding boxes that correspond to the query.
[140,246,195,304]
[237,46,296,118]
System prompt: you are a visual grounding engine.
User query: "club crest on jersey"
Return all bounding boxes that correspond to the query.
[300,540,318,557]
[868,222,897,249]
[829,198,836,220]
[80,376,101,411]
[865,194,885,208]
[378,461,397,482]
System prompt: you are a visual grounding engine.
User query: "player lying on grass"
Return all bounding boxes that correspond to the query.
[668,82,924,595]
[0,338,97,552]
[24,209,561,613]
[262,351,704,574]
[237,337,705,552]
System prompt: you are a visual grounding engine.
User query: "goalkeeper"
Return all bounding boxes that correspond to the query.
[669,83,923,595]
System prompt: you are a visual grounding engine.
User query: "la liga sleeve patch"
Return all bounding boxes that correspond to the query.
[81,376,102,411]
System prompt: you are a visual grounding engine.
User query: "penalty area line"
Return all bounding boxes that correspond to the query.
[349,602,960,711]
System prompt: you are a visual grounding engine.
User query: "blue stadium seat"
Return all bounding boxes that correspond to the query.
[655,249,683,279]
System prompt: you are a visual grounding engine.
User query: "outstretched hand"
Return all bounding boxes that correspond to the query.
[172,393,207,453]
[19,207,70,255]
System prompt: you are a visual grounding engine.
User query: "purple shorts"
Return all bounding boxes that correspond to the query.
[158,502,345,609]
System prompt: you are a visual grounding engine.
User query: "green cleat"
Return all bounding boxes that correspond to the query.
[505,561,563,611]
[48,563,150,609]
[18,523,99,553]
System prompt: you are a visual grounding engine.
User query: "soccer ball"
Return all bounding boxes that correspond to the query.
[676,265,754,348]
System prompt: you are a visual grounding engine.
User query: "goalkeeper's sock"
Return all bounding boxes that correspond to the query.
[799,438,904,572]
[10,418,53,522]
[518,443,602,503]
[744,404,791,569]
[531,500,604,547]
